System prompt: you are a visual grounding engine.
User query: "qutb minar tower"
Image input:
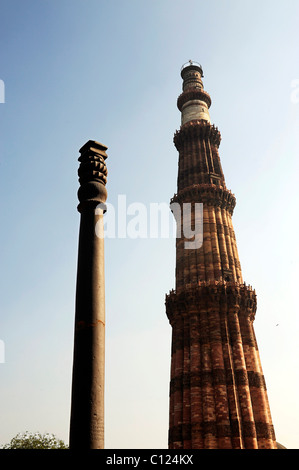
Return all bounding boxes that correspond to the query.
[165,62,277,449]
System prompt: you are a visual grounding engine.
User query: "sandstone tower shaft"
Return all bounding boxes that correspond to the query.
[69,140,108,449]
[165,63,277,449]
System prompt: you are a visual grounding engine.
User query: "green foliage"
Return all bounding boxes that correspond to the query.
[2,431,68,449]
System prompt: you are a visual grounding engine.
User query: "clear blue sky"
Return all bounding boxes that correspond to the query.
[0,0,299,449]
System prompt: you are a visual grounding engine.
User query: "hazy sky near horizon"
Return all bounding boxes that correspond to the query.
[0,0,299,449]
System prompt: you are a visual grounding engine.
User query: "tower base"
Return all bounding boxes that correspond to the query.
[166,281,277,449]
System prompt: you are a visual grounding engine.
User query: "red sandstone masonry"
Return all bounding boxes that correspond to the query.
[189,313,203,448]
[166,63,277,449]
[183,317,191,448]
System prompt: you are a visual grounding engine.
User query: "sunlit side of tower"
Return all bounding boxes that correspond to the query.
[165,62,277,449]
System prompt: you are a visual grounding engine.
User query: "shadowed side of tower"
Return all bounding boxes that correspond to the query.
[165,62,277,449]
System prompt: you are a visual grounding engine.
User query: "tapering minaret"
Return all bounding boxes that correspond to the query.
[165,62,277,449]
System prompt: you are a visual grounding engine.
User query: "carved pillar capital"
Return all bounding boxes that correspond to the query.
[77,140,108,213]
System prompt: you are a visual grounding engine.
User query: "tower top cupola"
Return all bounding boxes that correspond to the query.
[178,60,211,125]
[181,60,204,86]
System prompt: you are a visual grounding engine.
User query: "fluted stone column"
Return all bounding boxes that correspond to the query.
[166,62,277,449]
[69,140,108,449]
